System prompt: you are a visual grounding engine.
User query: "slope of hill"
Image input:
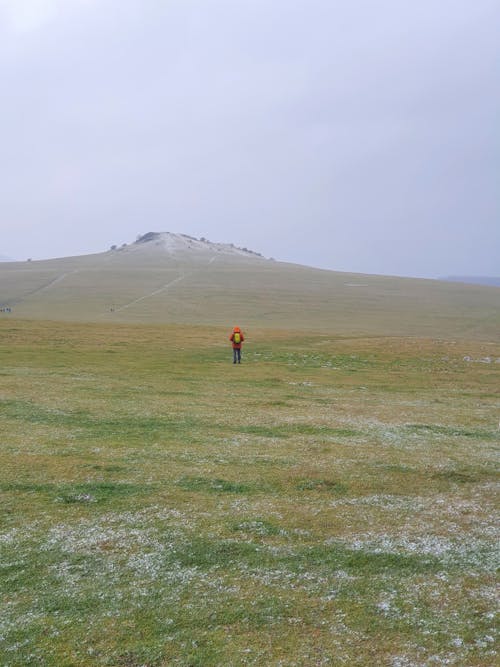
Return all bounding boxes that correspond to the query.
[440,275,500,288]
[1,232,499,341]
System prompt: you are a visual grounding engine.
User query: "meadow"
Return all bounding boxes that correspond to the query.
[0,319,498,666]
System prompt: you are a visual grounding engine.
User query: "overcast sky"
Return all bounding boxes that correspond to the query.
[1,0,499,277]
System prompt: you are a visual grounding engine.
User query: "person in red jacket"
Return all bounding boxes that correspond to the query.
[229,326,244,364]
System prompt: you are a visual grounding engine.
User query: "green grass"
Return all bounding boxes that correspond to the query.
[403,423,498,439]
[0,319,498,666]
[176,476,254,494]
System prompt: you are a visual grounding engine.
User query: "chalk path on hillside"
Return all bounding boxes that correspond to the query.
[2,271,79,307]
[38,271,79,291]
[111,274,188,313]
[110,255,217,313]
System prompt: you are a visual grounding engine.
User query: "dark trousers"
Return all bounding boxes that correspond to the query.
[233,348,241,363]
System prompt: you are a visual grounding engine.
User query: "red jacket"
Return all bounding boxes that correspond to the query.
[230,330,244,349]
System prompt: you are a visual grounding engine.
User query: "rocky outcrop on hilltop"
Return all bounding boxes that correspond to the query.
[132,232,265,258]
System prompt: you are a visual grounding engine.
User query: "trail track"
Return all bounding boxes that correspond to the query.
[112,274,189,313]
[1,271,78,307]
[110,254,217,313]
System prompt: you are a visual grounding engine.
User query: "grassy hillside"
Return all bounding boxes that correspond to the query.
[1,238,498,663]
[0,319,498,665]
[0,239,499,340]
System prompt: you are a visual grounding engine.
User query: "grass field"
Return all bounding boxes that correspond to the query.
[0,319,498,666]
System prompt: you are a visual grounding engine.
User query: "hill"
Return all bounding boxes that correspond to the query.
[440,275,500,288]
[1,232,499,341]
[0,236,498,665]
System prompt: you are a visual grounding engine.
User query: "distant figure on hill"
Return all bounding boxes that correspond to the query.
[229,326,244,364]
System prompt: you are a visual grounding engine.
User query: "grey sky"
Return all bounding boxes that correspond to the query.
[1,0,499,277]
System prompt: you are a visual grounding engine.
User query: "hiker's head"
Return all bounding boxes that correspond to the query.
[233,326,241,332]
